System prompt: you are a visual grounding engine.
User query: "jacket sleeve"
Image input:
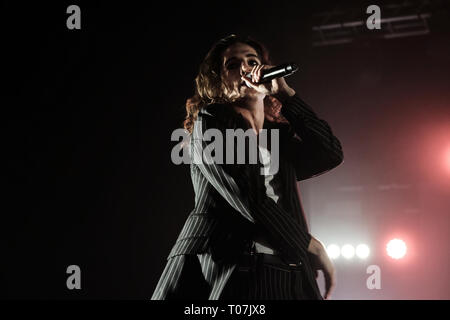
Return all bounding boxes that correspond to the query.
[191,108,312,262]
[280,94,344,181]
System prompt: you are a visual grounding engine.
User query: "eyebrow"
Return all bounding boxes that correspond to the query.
[224,53,260,66]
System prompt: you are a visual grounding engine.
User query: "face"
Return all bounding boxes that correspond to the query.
[221,42,263,100]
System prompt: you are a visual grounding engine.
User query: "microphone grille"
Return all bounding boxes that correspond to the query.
[288,63,299,72]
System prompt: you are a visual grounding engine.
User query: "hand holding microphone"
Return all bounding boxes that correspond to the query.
[245,62,298,84]
[241,62,298,99]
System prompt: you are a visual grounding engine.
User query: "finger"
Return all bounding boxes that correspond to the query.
[255,65,264,83]
[241,75,257,89]
[250,65,258,83]
[253,66,259,83]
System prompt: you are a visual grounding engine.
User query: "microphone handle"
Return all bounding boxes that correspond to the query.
[246,63,298,84]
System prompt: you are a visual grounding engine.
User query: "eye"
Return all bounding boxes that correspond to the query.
[248,59,259,66]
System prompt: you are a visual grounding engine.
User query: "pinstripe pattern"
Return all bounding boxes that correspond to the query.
[151,94,343,300]
[221,255,308,300]
[197,253,236,299]
[151,255,186,299]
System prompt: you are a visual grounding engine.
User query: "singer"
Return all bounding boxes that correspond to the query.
[152,34,344,300]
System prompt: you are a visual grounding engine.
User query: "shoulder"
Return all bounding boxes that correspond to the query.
[199,103,231,119]
[197,103,241,129]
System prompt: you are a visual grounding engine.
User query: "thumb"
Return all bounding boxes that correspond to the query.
[241,75,258,89]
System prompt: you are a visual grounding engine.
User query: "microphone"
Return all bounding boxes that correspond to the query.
[245,62,299,84]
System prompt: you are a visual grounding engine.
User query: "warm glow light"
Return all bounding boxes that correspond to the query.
[356,244,370,259]
[386,238,407,259]
[446,147,450,173]
[326,244,341,259]
[341,244,355,259]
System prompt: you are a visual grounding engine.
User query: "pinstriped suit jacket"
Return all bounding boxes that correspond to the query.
[152,94,344,300]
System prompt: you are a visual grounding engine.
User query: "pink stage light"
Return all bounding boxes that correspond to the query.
[386,238,407,259]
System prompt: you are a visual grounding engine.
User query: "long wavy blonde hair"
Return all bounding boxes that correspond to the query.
[183,34,288,134]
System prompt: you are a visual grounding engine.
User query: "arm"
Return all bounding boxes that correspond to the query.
[308,236,337,300]
[242,65,344,181]
[275,89,344,181]
[242,68,340,298]
[275,88,340,299]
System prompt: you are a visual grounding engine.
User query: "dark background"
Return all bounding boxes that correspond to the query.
[3,1,450,299]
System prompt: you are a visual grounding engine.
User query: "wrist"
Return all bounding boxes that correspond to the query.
[273,86,296,104]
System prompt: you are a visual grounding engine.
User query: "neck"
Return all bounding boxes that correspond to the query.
[232,95,265,134]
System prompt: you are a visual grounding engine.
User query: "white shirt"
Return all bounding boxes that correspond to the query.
[258,145,279,204]
[254,145,280,254]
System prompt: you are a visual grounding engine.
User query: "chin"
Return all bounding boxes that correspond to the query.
[227,86,259,101]
[241,86,263,98]
[240,85,255,94]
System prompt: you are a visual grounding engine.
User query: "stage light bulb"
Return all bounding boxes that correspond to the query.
[356,244,370,259]
[326,244,341,259]
[386,238,407,259]
[341,244,355,259]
